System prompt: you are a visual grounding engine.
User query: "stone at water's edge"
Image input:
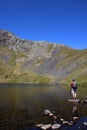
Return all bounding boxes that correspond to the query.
[41,124,51,130]
[51,124,61,129]
[43,109,51,115]
[67,99,80,103]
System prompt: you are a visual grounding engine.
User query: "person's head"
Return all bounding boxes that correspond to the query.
[72,79,75,82]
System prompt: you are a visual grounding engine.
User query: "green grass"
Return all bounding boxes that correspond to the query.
[0,46,87,84]
[2,71,55,84]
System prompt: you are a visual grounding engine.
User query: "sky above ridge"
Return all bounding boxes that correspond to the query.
[0,0,87,50]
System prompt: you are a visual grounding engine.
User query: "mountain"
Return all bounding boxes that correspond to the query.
[0,30,87,85]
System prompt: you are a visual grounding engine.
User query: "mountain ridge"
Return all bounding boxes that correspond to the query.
[0,30,87,85]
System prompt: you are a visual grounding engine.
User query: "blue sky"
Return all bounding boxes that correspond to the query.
[0,0,87,49]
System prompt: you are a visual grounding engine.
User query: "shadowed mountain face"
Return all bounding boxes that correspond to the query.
[0,30,87,84]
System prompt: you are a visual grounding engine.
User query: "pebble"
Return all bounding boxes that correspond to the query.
[49,113,54,116]
[60,118,64,121]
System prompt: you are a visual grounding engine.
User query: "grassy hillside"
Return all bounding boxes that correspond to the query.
[0,46,55,84]
[60,49,87,85]
[0,30,87,85]
[44,46,87,85]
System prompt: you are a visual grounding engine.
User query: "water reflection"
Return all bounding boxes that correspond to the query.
[72,102,78,117]
[0,84,68,111]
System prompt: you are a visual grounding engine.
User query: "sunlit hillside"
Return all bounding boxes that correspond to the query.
[0,30,87,85]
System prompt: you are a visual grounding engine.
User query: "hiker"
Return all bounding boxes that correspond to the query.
[70,79,77,99]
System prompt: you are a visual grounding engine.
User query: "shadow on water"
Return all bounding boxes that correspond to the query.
[0,83,87,130]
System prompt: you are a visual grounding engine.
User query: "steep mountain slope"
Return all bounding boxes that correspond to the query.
[0,30,87,84]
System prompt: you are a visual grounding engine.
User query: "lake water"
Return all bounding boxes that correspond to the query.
[0,84,87,130]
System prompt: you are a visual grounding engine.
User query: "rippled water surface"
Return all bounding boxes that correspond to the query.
[0,84,87,129]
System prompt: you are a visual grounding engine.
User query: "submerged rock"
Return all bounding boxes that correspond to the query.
[83,122,87,126]
[84,99,87,104]
[85,96,87,99]
[73,116,79,120]
[62,121,73,126]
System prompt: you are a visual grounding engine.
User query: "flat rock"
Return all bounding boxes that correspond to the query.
[68,99,80,103]
[41,124,51,130]
[51,124,61,129]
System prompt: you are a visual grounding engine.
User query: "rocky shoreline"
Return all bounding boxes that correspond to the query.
[32,97,87,130]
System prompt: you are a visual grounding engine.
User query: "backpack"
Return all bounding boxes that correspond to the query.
[72,81,77,89]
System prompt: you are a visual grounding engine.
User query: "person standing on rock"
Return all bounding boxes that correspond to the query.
[70,79,77,99]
